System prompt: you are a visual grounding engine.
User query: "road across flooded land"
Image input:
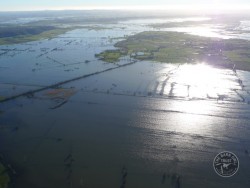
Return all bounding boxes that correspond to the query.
[1,16,250,188]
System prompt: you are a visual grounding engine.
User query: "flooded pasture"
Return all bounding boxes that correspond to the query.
[1,16,250,188]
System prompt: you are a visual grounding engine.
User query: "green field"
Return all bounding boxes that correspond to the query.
[96,31,250,69]
[95,50,127,63]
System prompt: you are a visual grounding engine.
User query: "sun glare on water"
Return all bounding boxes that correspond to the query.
[157,63,235,134]
[171,63,233,100]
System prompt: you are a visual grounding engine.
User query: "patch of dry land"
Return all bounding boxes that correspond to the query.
[96,31,250,70]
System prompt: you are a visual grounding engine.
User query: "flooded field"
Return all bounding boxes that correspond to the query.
[1,14,250,188]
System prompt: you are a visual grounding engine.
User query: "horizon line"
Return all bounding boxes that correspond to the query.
[1,4,250,12]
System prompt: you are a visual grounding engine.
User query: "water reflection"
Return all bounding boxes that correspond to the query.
[120,17,211,25]
[168,63,241,100]
[163,26,231,39]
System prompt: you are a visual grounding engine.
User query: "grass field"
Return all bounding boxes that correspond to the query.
[96,31,250,69]
[95,50,126,63]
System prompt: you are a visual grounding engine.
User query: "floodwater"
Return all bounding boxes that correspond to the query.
[1,16,250,188]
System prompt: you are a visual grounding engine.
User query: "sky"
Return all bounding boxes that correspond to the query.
[1,0,250,11]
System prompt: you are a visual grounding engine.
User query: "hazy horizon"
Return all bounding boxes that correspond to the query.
[1,0,250,13]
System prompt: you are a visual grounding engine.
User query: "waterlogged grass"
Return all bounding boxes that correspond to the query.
[97,31,250,69]
[44,88,76,100]
[0,27,75,45]
[0,163,10,188]
[0,16,118,45]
